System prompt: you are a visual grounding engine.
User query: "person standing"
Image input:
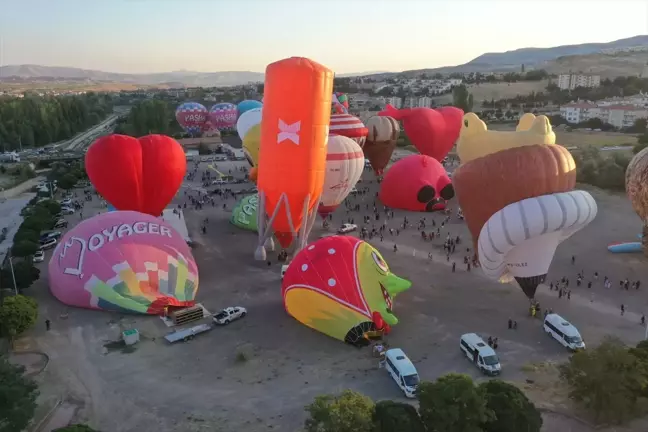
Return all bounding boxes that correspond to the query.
[45,319,51,331]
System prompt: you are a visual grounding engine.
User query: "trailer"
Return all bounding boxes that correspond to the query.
[164,323,213,344]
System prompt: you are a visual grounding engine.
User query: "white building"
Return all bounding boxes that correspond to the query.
[560,102,648,129]
[557,74,601,90]
[384,96,402,108]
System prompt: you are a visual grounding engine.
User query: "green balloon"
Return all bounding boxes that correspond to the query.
[230,194,258,232]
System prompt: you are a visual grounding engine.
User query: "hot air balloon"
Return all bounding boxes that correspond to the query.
[176,102,208,136]
[625,147,648,255]
[209,103,238,130]
[48,211,199,314]
[453,113,597,299]
[85,134,186,217]
[332,92,349,114]
[319,135,364,218]
[329,113,368,148]
[231,194,258,232]
[379,104,463,161]
[238,100,263,116]
[255,57,333,260]
[282,236,411,346]
[237,107,262,140]
[379,154,453,212]
[364,116,400,175]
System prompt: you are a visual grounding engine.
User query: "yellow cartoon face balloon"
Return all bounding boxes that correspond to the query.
[281,236,411,346]
[242,124,261,169]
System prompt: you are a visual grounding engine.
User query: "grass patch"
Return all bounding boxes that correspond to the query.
[235,351,248,363]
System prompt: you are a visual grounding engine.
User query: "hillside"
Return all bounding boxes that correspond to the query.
[542,51,648,77]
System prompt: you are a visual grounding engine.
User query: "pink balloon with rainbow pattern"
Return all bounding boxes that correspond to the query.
[48,211,199,314]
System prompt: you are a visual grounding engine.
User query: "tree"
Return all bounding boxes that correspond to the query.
[304,390,374,432]
[0,356,39,432]
[11,240,39,258]
[417,374,490,432]
[560,336,647,424]
[480,380,542,432]
[198,142,211,155]
[54,425,98,432]
[452,85,474,113]
[58,173,78,190]
[2,261,41,291]
[373,400,425,432]
[0,295,38,340]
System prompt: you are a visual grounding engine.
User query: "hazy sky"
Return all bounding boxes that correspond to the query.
[1,0,647,74]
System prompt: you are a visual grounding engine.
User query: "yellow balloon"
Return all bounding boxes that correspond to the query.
[457,113,556,164]
[242,124,261,168]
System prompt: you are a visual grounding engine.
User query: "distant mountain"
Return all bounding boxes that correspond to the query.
[0,65,265,87]
[399,35,648,76]
[338,71,391,77]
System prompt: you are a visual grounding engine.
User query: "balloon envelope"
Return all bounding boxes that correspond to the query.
[626,146,648,221]
[319,135,364,218]
[85,134,186,217]
[364,116,400,175]
[48,211,199,314]
[329,113,368,148]
[282,236,411,346]
[238,100,263,117]
[379,154,453,212]
[176,102,208,135]
[237,107,262,140]
[231,194,258,231]
[242,124,261,169]
[209,103,238,130]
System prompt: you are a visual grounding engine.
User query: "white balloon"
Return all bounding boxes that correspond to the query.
[478,190,597,281]
[318,135,365,217]
[236,108,262,140]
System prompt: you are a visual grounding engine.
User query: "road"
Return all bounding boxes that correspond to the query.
[63,114,119,151]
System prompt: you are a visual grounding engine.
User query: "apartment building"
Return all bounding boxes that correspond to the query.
[560,102,648,128]
[557,74,601,90]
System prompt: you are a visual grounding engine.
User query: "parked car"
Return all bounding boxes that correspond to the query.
[40,231,61,243]
[61,207,75,215]
[41,238,57,250]
[54,218,68,229]
[60,198,72,207]
[213,306,247,325]
[338,223,358,234]
[33,250,45,263]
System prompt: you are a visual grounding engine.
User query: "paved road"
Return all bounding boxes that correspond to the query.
[63,114,119,151]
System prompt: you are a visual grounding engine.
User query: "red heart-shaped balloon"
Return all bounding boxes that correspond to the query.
[85,134,186,216]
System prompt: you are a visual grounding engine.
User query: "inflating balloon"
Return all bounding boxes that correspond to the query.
[332,92,349,114]
[242,124,261,173]
[282,236,411,346]
[238,100,263,116]
[379,154,453,212]
[255,57,333,259]
[329,113,368,148]
[237,107,262,140]
[625,146,648,256]
[209,103,238,130]
[379,104,463,161]
[364,116,400,175]
[48,211,199,314]
[176,102,208,135]
[319,135,364,218]
[230,194,258,232]
[453,113,596,299]
[85,134,186,217]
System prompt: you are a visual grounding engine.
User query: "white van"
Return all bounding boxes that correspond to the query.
[384,348,420,398]
[543,313,585,351]
[459,333,501,376]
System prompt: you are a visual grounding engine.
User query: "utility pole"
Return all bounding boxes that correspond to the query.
[8,253,17,295]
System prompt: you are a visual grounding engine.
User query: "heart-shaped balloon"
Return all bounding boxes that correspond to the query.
[85,134,186,216]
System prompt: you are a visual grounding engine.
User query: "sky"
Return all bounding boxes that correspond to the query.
[0,0,647,74]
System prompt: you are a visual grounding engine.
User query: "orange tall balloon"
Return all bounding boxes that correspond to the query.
[255,57,333,259]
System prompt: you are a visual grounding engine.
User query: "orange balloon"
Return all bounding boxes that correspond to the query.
[258,57,333,248]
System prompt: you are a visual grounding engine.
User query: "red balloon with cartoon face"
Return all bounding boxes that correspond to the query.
[379,154,454,212]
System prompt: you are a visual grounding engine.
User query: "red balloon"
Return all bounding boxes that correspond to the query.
[379,154,453,212]
[379,104,463,161]
[85,134,186,216]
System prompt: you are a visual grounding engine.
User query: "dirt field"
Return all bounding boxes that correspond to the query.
[431,80,550,105]
[18,157,648,432]
[489,123,639,148]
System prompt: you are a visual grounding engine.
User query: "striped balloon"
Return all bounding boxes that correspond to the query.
[329,113,368,148]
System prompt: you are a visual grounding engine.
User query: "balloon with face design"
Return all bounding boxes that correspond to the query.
[379,154,454,212]
[282,236,411,346]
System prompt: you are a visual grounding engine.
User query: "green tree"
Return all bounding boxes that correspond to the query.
[480,380,542,432]
[0,356,39,432]
[4,261,41,291]
[198,142,211,155]
[304,390,374,432]
[0,295,38,340]
[58,173,78,190]
[560,336,647,424]
[11,240,39,258]
[417,374,490,432]
[372,400,425,432]
[452,85,474,113]
[38,199,62,216]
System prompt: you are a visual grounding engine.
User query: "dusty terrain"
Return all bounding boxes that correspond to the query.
[19,156,648,432]
[544,51,648,78]
[431,80,550,105]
